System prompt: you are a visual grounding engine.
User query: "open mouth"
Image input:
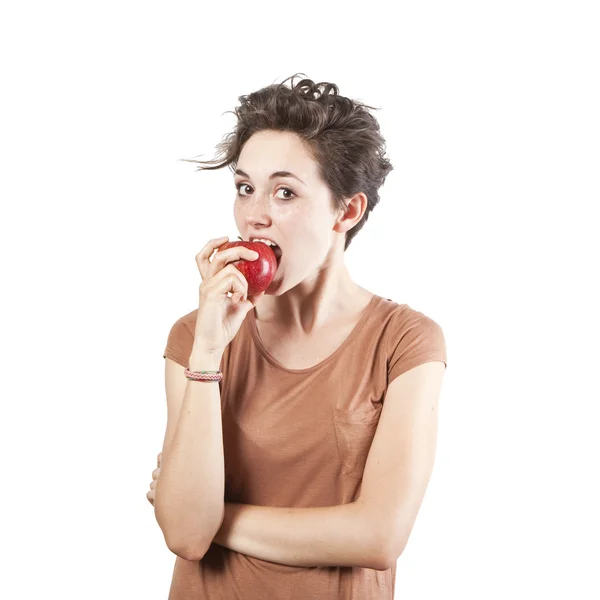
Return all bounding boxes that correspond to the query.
[252,239,282,263]
[243,237,282,265]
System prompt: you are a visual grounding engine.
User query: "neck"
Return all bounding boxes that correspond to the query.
[254,264,366,334]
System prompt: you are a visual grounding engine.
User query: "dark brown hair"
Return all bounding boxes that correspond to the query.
[181,73,394,251]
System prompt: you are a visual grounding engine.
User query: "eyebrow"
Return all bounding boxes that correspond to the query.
[234,169,306,186]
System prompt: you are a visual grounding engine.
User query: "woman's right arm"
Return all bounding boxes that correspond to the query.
[154,237,261,561]
[154,351,225,562]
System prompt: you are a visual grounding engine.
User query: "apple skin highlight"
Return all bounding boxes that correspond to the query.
[217,240,279,296]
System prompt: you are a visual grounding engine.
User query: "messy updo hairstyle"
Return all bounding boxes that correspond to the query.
[181,73,394,251]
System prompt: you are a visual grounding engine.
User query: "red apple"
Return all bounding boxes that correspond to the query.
[216,239,280,296]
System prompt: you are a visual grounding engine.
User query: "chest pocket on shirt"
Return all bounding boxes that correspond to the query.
[333,406,381,479]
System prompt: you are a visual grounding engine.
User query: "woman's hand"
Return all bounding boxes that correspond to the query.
[192,236,263,357]
[146,451,162,507]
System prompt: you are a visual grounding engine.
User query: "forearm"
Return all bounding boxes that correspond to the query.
[155,352,225,556]
[212,501,388,571]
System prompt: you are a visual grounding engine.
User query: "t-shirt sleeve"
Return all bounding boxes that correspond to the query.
[387,309,447,385]
[163,316,194,369]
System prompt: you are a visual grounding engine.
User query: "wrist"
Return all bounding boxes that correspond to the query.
[188,351,223,372]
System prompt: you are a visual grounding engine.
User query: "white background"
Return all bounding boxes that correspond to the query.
[1,1,598,598]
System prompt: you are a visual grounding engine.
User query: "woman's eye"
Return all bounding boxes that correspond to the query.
[236,183,252,196]
[275,187,296,200]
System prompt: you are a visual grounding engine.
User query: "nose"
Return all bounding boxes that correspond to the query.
[243,190,273,229]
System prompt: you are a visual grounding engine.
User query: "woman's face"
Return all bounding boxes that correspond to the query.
[233,130,343,295]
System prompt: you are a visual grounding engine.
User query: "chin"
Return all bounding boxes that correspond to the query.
[264,281,290,297]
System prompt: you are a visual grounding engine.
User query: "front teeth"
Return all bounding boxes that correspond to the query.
[251,238,278,247]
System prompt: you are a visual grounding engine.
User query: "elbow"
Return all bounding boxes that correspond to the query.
[154,509,213,563]
[371,549,399,572]
[154,491,224,562]
[369,526,407,571]
[167,540,209,562]
[369,546,401,572]
[159,522,214,562]
[369,545,394,571]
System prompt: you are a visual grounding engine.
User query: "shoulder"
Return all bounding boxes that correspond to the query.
[383,301,447,382]
[373,298,444,338]
[388,302,444,335]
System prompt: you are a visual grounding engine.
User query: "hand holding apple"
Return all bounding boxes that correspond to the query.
[192,236,265,357]
[216,238,279,296]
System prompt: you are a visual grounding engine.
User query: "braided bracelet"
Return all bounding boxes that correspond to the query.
[184,367,223,382]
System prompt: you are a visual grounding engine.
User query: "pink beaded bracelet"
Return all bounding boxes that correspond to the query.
[184,367,223,382]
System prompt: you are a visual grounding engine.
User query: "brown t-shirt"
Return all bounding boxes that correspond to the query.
[162,294,447,599]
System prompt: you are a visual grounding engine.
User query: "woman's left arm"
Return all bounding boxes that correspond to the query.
[212,500,388,570]
[212,361,446,572]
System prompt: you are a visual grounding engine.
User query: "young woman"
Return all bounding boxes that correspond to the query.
[148,73,447,600]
